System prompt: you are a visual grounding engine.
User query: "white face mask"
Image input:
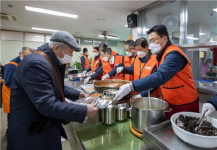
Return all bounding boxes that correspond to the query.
[57,50,72,64]
[149,43,161,54]
[92,52,99,57]
[126,52,132,57]
[137,51,146,58]
[103,56,108,62]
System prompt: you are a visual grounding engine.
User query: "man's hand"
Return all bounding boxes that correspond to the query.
[84,76,91,84]
[116,67,123,74]
[79,91,88,99]
[86,104,99,118]
[102,74,110,80]
[202,103,216,116]
[113,84,132,101]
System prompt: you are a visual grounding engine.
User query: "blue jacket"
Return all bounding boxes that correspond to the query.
[132,40,188,95]
[208,95,217,110]
[4,56,21,88]
[7,43,87,150]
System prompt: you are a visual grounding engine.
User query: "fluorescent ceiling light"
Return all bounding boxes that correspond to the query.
[187,36,199,40]
[143,27,150,32]
[213,8,217,12]
[125,25,128,27]
[98,35,119,39]
[32,27,58,32]
[98,35,104,38]
[25,6,78,19]
[107,35,119,39]
[199,32,205,36]
[84,40,92,43]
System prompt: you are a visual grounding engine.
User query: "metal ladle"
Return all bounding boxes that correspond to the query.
[194,110,208,132]
[147,89,152,109]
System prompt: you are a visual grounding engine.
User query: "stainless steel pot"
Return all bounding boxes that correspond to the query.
[101,105,116,125]
[115,104,127,121]
[131,97,170,133]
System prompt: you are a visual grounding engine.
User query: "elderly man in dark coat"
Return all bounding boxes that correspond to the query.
[7,31,98,150]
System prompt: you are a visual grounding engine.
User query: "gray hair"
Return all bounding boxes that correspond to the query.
[48,41,66,50]
[20,47,35,53]
[20,47,27,53]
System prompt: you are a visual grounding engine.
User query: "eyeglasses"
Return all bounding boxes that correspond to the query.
[134,48,143,51]
[149,37,161,44]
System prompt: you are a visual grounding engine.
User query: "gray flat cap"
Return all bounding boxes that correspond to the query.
[50,31,81,51]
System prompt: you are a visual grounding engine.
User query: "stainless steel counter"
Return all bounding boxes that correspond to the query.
[195,80,217,95]
[142,121,217,150]
[64,79,217,150]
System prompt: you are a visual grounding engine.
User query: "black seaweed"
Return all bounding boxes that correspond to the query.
[176,115,217,136]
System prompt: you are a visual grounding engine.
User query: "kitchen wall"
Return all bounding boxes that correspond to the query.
[0,30,125,67]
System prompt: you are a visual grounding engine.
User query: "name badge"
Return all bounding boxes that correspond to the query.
[145,66,151,70]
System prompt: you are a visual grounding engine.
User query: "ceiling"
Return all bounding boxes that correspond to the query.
[1,0,156,41]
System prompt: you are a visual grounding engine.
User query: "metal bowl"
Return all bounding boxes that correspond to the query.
[103,89,118,99]
[94,79,131,94]
[171,112,217,148]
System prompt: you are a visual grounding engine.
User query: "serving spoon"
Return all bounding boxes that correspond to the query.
[194,110,208,132]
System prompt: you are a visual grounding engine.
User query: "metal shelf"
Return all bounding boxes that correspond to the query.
[179,42,217,49]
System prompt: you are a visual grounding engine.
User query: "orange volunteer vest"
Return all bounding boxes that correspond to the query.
[134,54,160,97]
[111,50,117,56]
[2,61,18,113]
[102,55,124,80]
[124,55,136,81]
[91,56,100,73]
[159,44,198,105]
[81,55,90,70]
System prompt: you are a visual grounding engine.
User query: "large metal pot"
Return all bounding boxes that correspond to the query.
[94,79,131,94]
[131,97,169,133]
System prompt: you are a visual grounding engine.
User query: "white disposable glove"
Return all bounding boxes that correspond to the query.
[130,94,142,103]
[130,94,142,104]
[202,103,216,116]
[102,74,110,80]
[90,72,95,75]
[116,67,123,74]
[84,76,91,84]
[83,70,87,76]
[113,84,132,101]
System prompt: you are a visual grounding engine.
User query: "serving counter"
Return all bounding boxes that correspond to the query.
[65,79,217,150]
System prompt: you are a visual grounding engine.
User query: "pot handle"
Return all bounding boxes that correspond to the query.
[164,108,173,112]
